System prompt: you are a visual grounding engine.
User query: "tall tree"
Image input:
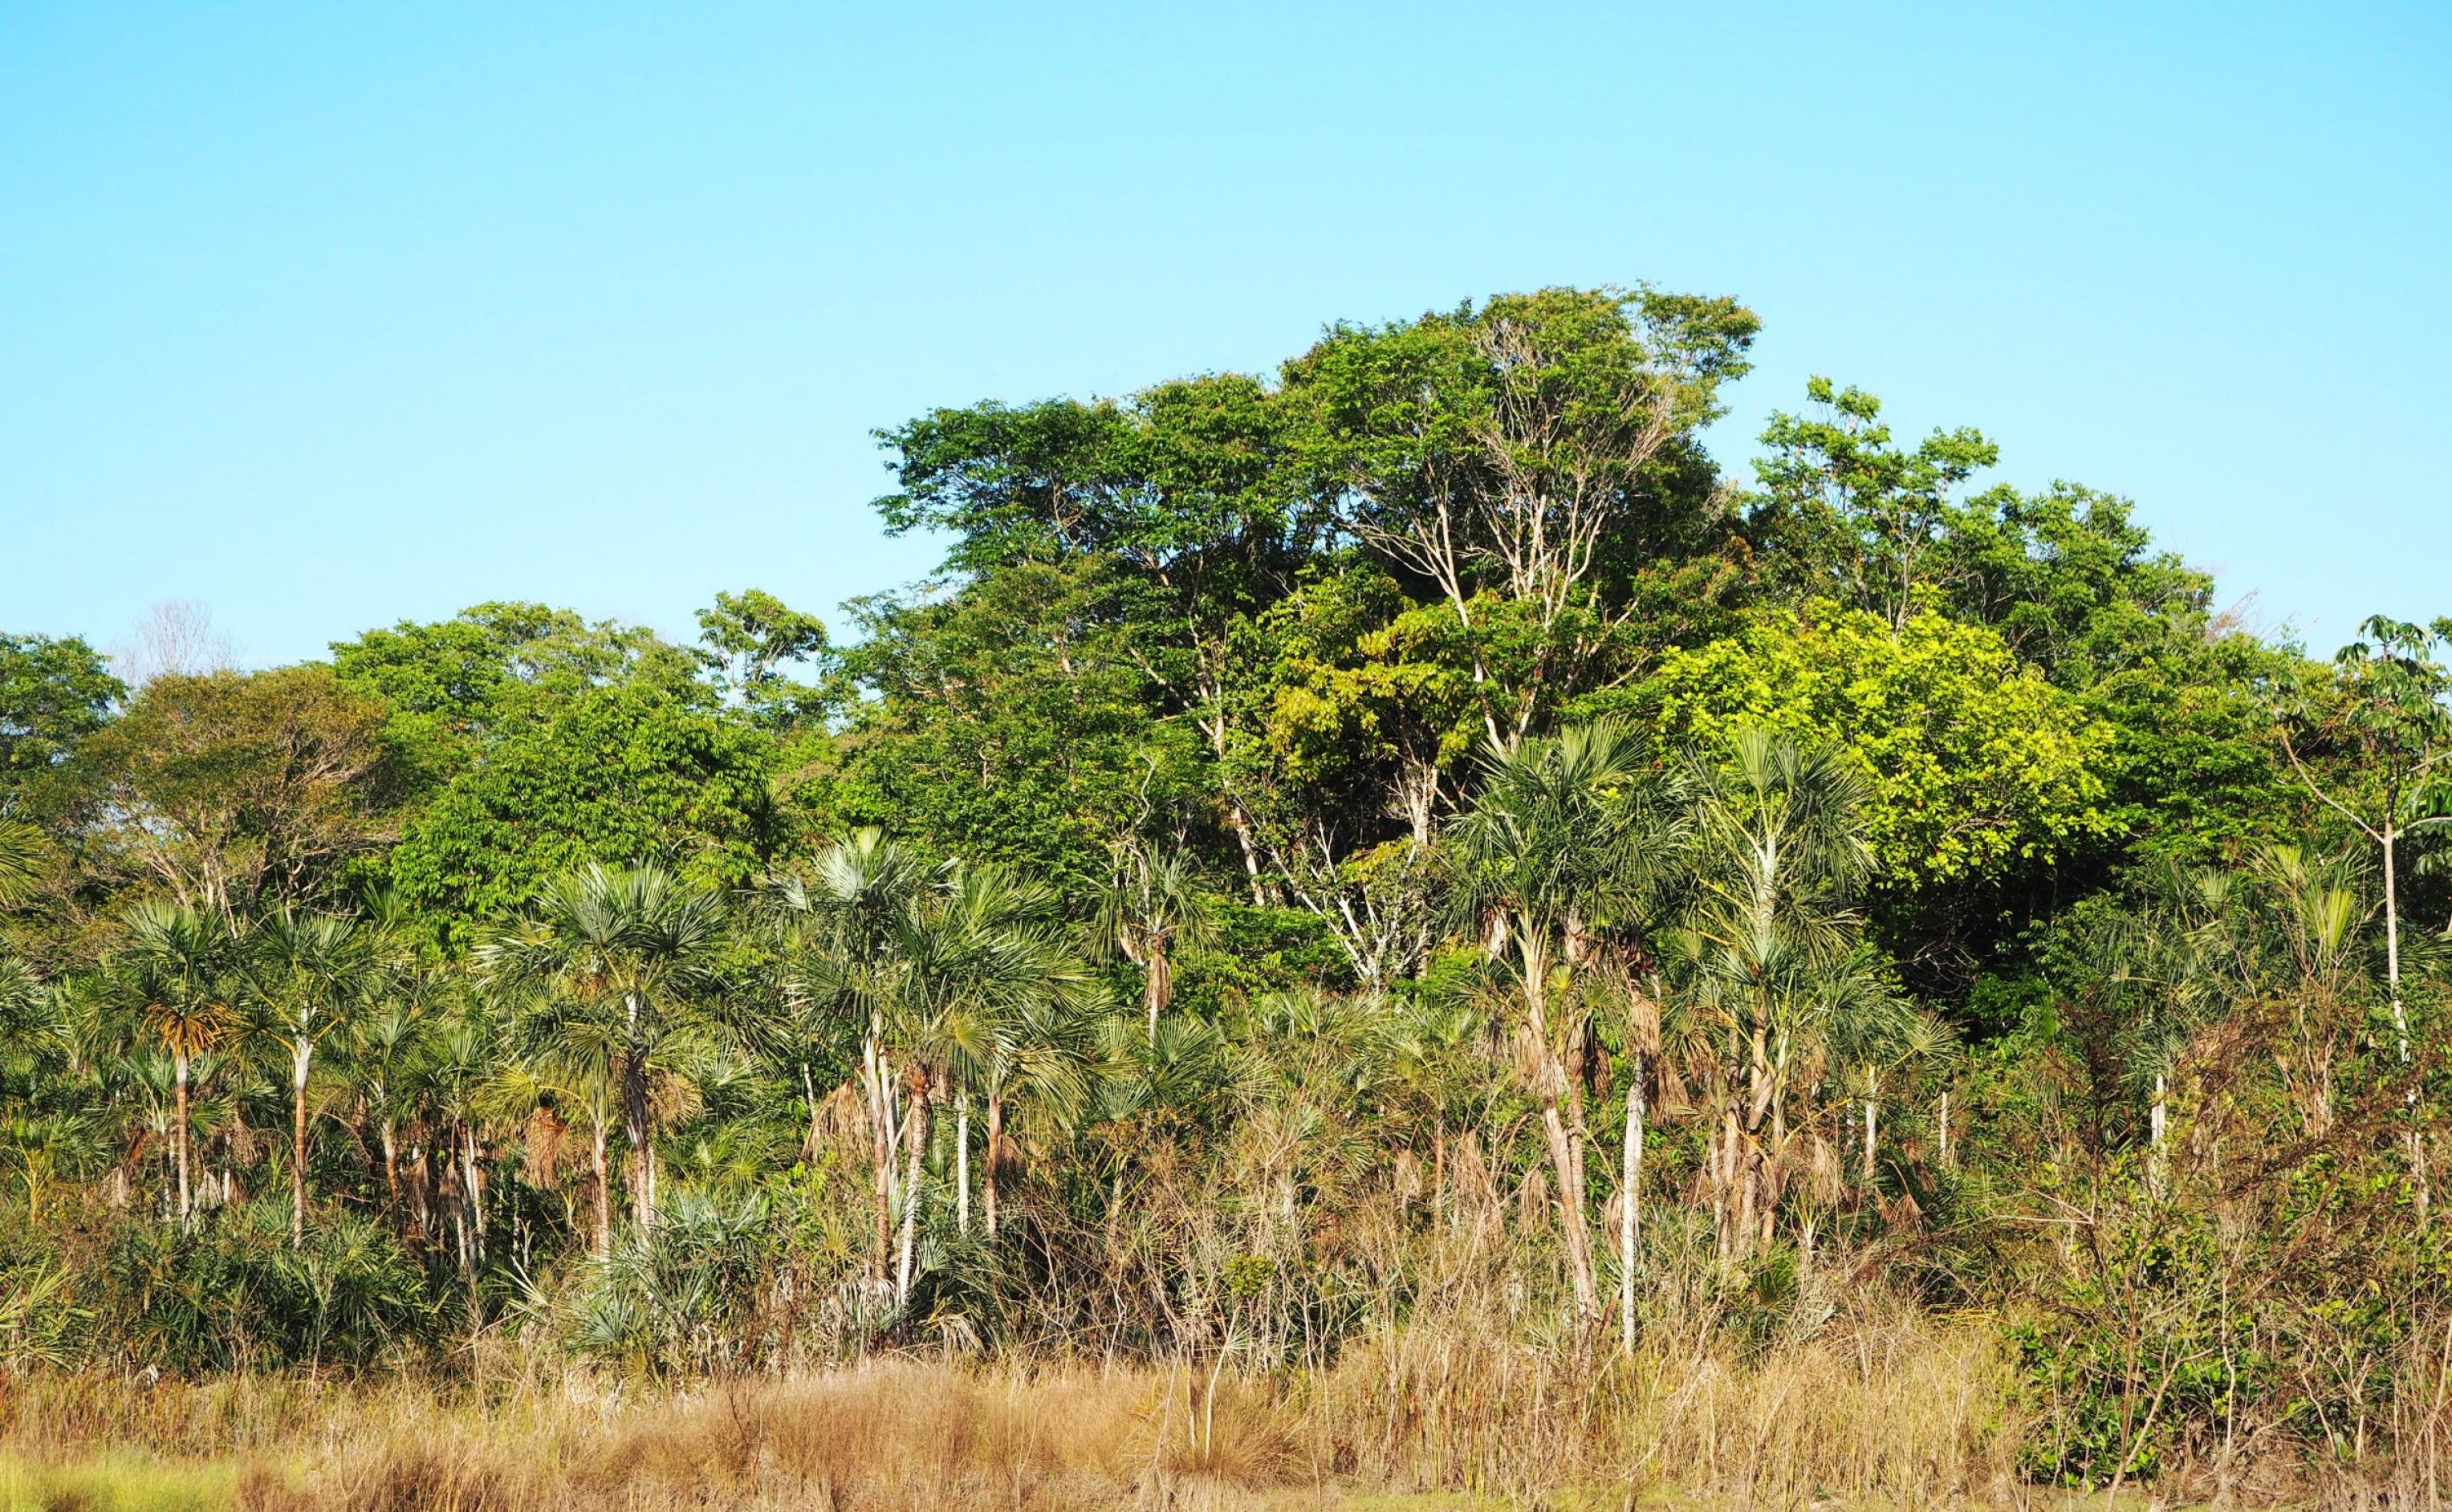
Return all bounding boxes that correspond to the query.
[481,864,728,1233]
[108,901,239,1224]
[2278,615,2452,1063]
[249,908,381,1246]
[1447,719,1667,1328]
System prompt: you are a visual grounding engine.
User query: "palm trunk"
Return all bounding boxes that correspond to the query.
[864,1036,893,1281]
[1620,1071,1643,1356]
[985,1087,1002,1242]
[623,1051,653,1233]
[291,1038,312,1248]
[173,1050,192,1225]
[896,1079,932,1307]
[1538,1092,1601,1324]
[956,1089,971,1237]
[591,1117,612,1257]
[1145,944,1172,1041]
[380,1120,401,1220]
[1520,938,1600,1327]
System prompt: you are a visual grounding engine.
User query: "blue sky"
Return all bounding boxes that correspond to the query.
[3,2,2445,667]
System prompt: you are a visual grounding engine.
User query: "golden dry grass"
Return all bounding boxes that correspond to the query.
[0,1302,2025,1511]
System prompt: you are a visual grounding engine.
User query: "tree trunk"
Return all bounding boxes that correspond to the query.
[956,1089,971,1237]
[1144,945,1171,1041]
[1620,1070,1643,1356]
[864,1037,893,1282]
[380,1120,401,1222]
[1538,1091,1601,1325]
[623,1051,653,1233]
[291,1038,312,1248]
[985,1087,1002,1242]
[173,1050,192,1225]
[896,1080,932,1307]
[2386,826,2409,1061]
[591,1118,612,1257]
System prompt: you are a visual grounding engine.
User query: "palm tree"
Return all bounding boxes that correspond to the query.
[480,864,726,1235]
[110,901,238,1225]
[1093,840,1213,1040]
[1446,718,1668,1329]
[1673,726,1890,1265]
[884,863,1097,1300]
[0,822,45,910]
[771,829,929,1284]
[249,908,380,1246]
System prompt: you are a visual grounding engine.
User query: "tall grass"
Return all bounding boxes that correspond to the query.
[1,1303,2014,1510]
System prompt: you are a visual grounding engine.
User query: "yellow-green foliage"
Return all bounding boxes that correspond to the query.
[0,1455,232,1512]
[1645,602,2115,884]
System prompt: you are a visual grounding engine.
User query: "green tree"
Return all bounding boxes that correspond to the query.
[71,667,398,920]
[694,589,827,725]
[389,684,779,947]
[1447,719,1671,1328]
[1635,604,2114,894]
[1287,286,1758,750]
[2277,615,2452,1063]
[107,901,240,1223]
[248,909,382,1246]
[480,864,728,1234]
[0,634,122,817]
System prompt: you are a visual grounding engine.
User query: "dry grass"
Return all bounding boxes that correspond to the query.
[0,1302,2024,1511]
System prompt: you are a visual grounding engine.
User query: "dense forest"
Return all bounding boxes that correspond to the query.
[6,284,2452,1504]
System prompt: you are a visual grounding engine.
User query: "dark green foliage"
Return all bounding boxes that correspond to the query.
[0,634,122,818]
[388,684,779,946]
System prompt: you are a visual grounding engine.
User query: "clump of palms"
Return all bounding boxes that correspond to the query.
[481,864,728,1237]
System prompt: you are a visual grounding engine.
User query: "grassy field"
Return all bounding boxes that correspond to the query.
[0,1313,2023,1510]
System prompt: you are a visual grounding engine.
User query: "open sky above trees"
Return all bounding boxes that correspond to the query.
[2,1,2446,661]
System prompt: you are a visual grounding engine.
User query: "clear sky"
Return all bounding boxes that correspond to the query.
[3,2,2446,667]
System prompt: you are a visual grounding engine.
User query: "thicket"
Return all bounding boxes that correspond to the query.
[6,286,2451,1502]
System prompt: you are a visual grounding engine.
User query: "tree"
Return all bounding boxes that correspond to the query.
[480,864,728,1234]
[74,666,397,920]
[1446,718,1670,1328]
[1749,378,1999,632]
[1635,604,2114,897]
[820,563,1205,884]
[1288,286,1758,750]
[694,589,827,725]
[772,828,931,1282]
[0,633,122,817]
[2277,615,2452,1064]
[108,901,239,1223]
[1093,839,1213,1040]
[249,909,381,1246]
[389,683,779,947]
[1671,726,1906,1264]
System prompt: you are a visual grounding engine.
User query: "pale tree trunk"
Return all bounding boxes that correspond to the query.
[956,1090,971,1237]
[291,1038,313,1247]
[896,1080,933,1307]
[380,1120,401,1220]
[173,1051,192,1225]
[2385,828,2430,1226]
[864,1037,894,1281]
[1619,1071,1644,1356]
[1143,944,1172,1041]
[2386,826,2409,1061]
[984,1087,1002,1242]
